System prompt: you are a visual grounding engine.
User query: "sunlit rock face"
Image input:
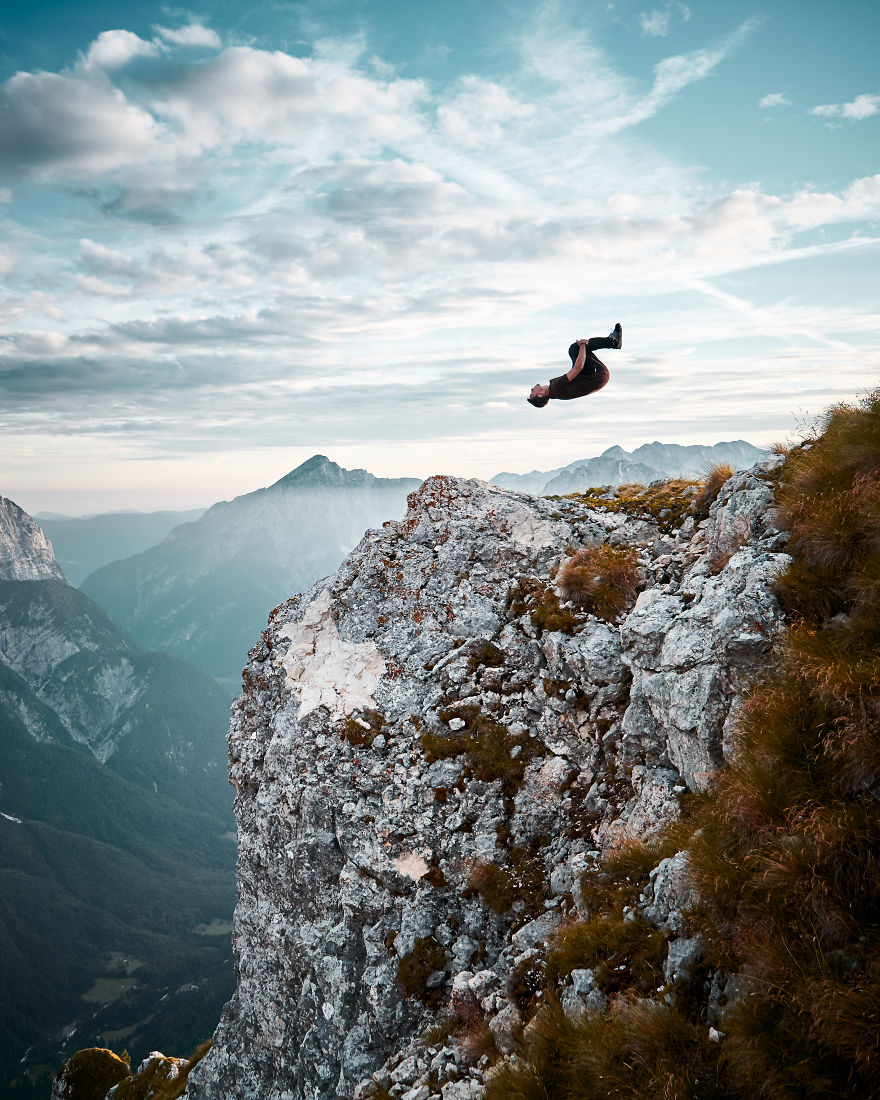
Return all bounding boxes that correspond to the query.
[188,464,789,1100]
[0,495,65,582]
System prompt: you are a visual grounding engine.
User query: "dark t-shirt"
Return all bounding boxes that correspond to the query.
[548,361,610,401]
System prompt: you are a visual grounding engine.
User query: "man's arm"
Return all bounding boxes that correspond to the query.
[566,339,587,382]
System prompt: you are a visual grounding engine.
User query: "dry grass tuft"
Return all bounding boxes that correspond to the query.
[693,462,735,523]
[484,996,727,1100]
[558,543,643,621]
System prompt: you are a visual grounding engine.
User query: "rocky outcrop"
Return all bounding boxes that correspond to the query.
[187,461,789,1100]
[0,495,64,581]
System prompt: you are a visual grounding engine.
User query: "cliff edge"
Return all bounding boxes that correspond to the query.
[187,462,789,1100]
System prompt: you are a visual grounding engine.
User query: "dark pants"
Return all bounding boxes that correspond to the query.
[568,335,615,370]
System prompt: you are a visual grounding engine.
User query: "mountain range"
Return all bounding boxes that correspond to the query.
[36,509,205,587]
[490,439,767,495]
[0,497,235,1100]
[79,456,421,690]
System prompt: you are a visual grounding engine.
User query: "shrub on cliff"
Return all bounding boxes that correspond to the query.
[684,392,880,1096]
[51,1043,210,1100]
[51,1048,129,1100]
[557,544,642,621]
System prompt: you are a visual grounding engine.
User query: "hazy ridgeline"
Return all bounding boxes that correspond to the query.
[79,456,420,691]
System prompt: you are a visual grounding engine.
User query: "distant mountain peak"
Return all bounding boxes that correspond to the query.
[0,496,65,582]
[269,455,385,490]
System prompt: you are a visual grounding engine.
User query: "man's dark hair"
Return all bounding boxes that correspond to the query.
[528,393,550,408]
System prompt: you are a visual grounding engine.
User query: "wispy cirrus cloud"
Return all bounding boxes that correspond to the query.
[640,2,691,38]
[153,22,222,49]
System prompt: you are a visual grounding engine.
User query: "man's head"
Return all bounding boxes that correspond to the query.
[528,383,550,408]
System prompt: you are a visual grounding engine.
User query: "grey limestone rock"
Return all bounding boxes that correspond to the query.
[0,495,65,581]
[188,464,787,1100]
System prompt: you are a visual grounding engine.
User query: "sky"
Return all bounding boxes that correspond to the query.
[1,0,878,514]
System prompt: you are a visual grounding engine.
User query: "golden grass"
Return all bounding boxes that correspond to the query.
[557,544,643,621]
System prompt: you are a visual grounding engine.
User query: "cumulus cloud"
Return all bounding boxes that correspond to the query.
[81,29,159,71]
[811,93,880,121]
[79,239,143,279]
[640,3,691,38]
[145,46,427,152]
[0,69,165,179]
[759,92,790,108]
[0,244,18,278]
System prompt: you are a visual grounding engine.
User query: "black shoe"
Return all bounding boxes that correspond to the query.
[608,322,622,349]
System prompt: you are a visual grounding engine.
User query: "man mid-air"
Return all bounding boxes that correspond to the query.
[527,323,622,408]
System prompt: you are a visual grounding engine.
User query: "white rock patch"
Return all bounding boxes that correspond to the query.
[279,589,386,718]
[393,853,430,880]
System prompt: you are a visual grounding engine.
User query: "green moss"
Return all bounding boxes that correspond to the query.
[396,936,447,1008]
[422,706,543,797]
[341,708,386,747]
[466,639,506,675]
[467,842,548,921]
[506,577,577,635]
[421,1013,462,1046]
[551,478,701,535]
[420,728,468,761]
[545,913,667,995]
[507,952,545,1015]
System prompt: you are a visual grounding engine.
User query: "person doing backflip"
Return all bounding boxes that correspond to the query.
[527,323,622,408]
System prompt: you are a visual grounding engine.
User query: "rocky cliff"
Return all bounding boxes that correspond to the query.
[0,495,64,582]
[187,460,789,1100]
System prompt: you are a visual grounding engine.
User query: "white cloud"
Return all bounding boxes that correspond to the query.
[640,3,691,38]
[581,18,760,136]
[759,92,790,109]
[79,239,143,279]
[147,46,427,153]
[0,69,165,179]
[438,76,534,148]
[811,93,880,121]
[154,23,222,49]
[81,29,159,71]
[0,244,18,277]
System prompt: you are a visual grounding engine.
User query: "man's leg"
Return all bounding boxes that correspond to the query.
[586,322,622,352]
[585,348,607,372]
